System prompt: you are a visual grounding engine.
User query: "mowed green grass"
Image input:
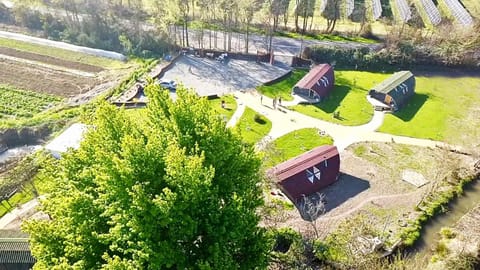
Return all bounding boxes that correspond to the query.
[0,85,61,118]
[378,74,480,146]
[236,107,272,144]
[276,31,378,44]
[290,70,387,126]
[264,128,334,167]
[209,95,237,121]
[0,37,126,69]
[257,69,307,101]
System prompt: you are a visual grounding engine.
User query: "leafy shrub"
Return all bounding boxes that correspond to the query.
[0,3,13,24]
[434,240,449,258]
[440,227,456,239]
[41,14,66,40]
[254,114,267,125]
[12,6,43,30]
[268,228,302,253]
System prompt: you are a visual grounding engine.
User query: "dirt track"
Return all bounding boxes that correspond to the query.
[0,46,103,73]
[0,58,95,97]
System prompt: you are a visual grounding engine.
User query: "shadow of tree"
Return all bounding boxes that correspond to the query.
[296,173,370,221]
[392,93,429,122]
[294,84,351,114]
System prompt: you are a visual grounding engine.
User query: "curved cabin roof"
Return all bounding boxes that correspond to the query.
[371,71,414,94]
[294,64,332,90]
[271,145,339,182]
[370,71,415,109]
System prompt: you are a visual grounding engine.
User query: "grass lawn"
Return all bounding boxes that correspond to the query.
[0,188,35,218]
[378,74,480,147]
[264,128,334,167]
[0,164,51,218]
[290,70,386,126]
[0,37,126,69]
[276,31,378,44]
[257,69,307,101]
[236,107,272,144]
[209,95,237,121]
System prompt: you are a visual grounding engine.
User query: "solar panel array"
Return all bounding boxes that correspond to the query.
[395,0,412,22]
[420,0,442,25]
[443,0,473,25]
[372,0,383,20]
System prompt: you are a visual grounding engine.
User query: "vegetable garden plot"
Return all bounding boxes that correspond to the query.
[0,59,96,97]
[0,85,61,118]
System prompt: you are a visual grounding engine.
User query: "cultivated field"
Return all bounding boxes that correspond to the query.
[0,37,133,99]
[0,85,60,118]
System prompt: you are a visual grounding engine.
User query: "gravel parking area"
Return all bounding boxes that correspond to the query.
[160,55,291,96]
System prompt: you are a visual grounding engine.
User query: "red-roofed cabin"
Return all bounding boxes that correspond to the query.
[269,145,340,203]
[293,64,334,101]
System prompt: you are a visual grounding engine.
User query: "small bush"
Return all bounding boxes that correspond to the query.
[268,228,302,253]
[434,240,449,258]
[440,227,456,239]
[254,114,267,125]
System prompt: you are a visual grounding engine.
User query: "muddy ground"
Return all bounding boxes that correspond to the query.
[0,58,103,97]
[0,46,104,73]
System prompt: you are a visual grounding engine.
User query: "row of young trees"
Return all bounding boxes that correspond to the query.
[2,0,383,55]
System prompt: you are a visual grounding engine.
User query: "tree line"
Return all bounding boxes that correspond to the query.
[0,0,386,56]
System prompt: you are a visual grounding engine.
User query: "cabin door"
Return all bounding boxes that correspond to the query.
[384,95,392,104]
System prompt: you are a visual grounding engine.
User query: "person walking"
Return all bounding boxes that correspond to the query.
[278,97,282,106]
[260,95,263,105]
[273,97,276,110]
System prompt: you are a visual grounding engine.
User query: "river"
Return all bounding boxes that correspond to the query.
[0,145,41,164]
[411,177,480,259]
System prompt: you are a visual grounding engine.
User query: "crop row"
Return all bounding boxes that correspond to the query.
[0,85,61,118]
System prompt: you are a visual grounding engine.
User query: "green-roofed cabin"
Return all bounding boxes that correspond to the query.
[368,71,415,111]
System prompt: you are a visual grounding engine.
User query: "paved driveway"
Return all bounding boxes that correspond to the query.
[160,55,291,96]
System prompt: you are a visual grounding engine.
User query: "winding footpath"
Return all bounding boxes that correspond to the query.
[0,89,458,230]
[230,90,451,151]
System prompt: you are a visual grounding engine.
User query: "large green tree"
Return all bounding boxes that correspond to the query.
[24,85,269,269]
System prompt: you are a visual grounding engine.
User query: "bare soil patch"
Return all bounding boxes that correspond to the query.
[0,46,103,73]
[265,142,476,239]
[0,58,96,97]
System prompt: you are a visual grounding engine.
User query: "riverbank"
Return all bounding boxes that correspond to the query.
[399,169,480,248]
[426,204,480,269]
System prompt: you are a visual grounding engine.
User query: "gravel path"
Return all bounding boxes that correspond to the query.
[231,90,450,151]
[226,100,246,128]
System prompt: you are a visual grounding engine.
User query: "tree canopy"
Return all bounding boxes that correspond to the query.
[24,85,269,269]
